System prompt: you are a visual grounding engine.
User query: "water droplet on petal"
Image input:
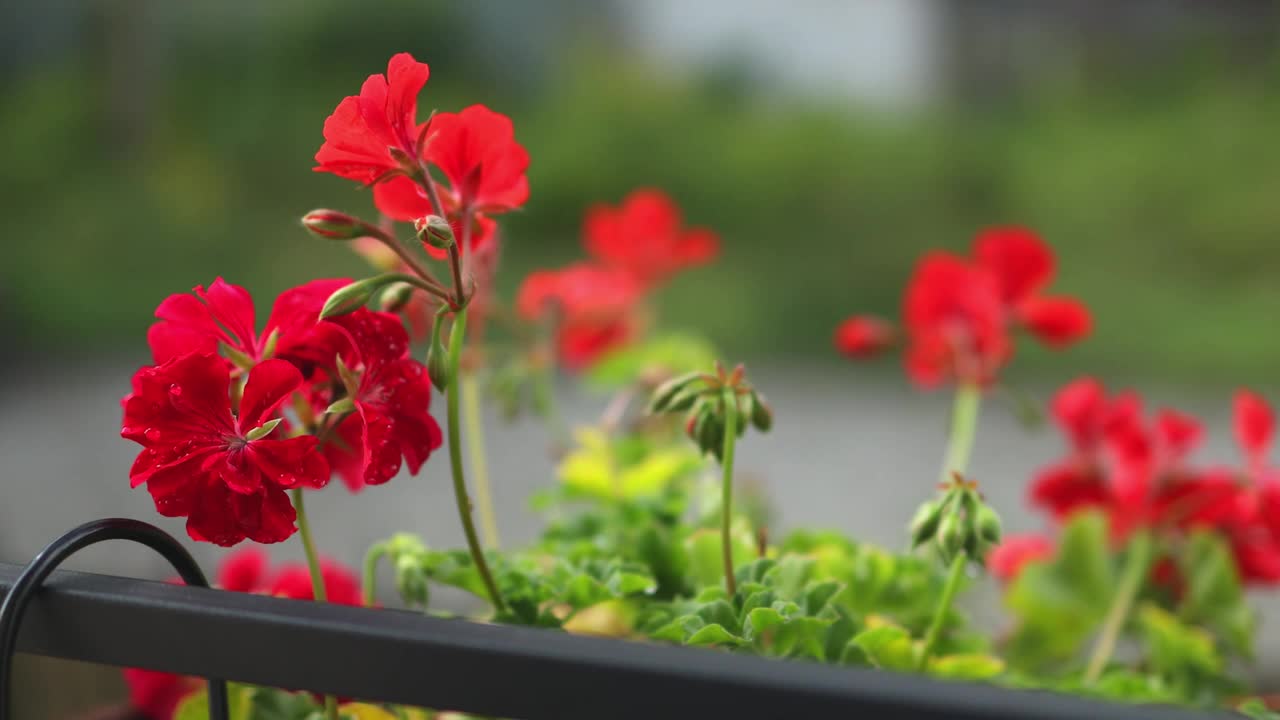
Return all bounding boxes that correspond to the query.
[168,384,183,397]
[144,428,161,442]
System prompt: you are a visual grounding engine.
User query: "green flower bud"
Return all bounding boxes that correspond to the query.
[426,316,450,392]
[909,500,943,548]
[938,511,965,558]
[301,209,369,240]
[379,282,415,313]
[321,277,381,319]
[647,371,703,414]
[749,391,773,432]
[415,215,455,250]
[976,504,1002,544]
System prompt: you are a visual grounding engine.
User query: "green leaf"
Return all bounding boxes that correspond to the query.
[1004,511,1115,668]
[587,332,718,389]
[246,687,322,720]
[1180,530,1256,659]
[1138,603,1223,678]
[850,625,917,671]
[686,623,741,646]
[928,653,1005,681]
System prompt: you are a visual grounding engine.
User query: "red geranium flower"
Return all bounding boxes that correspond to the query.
[516,263,645,370]
[582,189,718,287]
[148,278,349,373]
[845,228,1089,388]
[122,353,330,546]
[987,534,1054,583]
[319,309,444,491]
[123,668,200,720]
[833,315,895,359]
[972,227,1092,347]
[314,52,431,185]
[902,252,1009,388]
[372,177,499,258]
[425,104,529,215]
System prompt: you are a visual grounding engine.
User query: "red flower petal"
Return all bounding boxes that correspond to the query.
[1155,408,1203,463]
[583,189,719,287]
[269,559,363,606]
[315,53,430,184]
[972,226,1054,305]
[237,359,304,432]
[1029,461,1109,518]
[1017,296,1091,348]
[833,315,895,359]
[123,668,200,720]
[248,436,330,490]
[426,104,529,214]
[373,174,435,222]
[1234,389,1274,464]
[987,534,1054,582]
[1050,376,1106,452]
[216,547,269,593]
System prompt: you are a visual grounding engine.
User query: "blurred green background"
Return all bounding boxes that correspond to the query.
[3,0,1280,384]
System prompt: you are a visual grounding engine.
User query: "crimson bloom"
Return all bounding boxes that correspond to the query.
[148,277,349,373]
[320,309,444,491]
[582,189,719,287]
[843,228,1090,389]
[517,263,645,370]
[833,315,895,359]
[122,353,330,546]
[987,534,1054,583]
[426,104,530,215]
[313,52,431,185]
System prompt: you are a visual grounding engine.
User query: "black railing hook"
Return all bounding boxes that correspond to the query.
[0,518,229,720]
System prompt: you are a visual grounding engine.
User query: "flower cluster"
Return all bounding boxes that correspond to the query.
[121,278,441,546]
[516,189,719,369]
[995,378,1280,587]
[836,227,1091,388]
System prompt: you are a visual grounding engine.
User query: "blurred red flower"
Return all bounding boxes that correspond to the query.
[314,52,431,185]
[320,310,444,491]
[987,534,1054,583]
[583,189,718,288]
[122,354,329,546]
[516,263,645,369]
[426,104,529,215]
[833,315,895,359]
[842,228,1090,388]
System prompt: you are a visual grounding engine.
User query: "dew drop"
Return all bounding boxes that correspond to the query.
[144,428,161,442]
[168,384,183,397]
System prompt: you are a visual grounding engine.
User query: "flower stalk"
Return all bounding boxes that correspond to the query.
[290,488,339,720]
[461,371,501,549]
[720,388,740,596]
[1083,529,1154,684]
[938,382,981,485]
[444,308,506,613]
[917,552,967,671]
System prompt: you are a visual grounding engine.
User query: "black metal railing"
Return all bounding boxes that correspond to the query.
[0,523,1235,720]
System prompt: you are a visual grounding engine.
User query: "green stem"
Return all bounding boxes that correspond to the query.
[1084,530,1154,684]
[721,389,740,597]
[445,308,506,613]
[291,489,339,720]
[461,371,501,549]
[916,552,967,671]
[938,382,982,485]
[362,542,386,608]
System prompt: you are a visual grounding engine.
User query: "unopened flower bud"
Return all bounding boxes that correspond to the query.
[976,504,1002,544]
[426,317,450,392]
[648,371,703,414]
[938,512,965,558]
[379,282,415,313]
[321,278,379,319]
[415,215,455,250]
[909,500,943,548]
[749,391,773,432]
[302,209,369,240]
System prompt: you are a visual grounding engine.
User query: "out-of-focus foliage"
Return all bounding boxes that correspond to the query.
[4,3,1280,384]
